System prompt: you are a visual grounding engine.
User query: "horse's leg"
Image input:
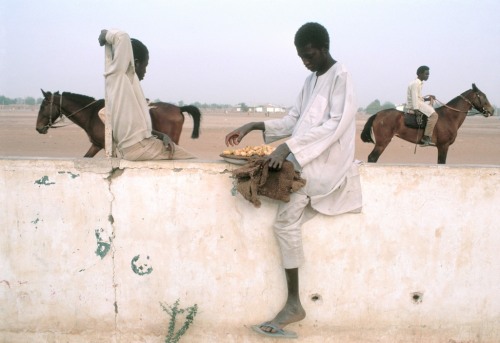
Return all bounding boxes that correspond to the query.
[436,144,449,164]
[83,144,102,158]
[368,140,391,163]
[366,113,397,163]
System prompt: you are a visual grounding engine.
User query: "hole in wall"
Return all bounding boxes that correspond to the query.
[310,293,322,302]
[411,292,423,304]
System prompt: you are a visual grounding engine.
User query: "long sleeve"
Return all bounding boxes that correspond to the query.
[286,70,355,167]
[104,30,135,79]
[103,29,151,150]
[263,90,303,143]
[262,62,361,215]
[410,81,420,109]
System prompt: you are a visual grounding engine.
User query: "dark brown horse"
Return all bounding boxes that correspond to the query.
[35,90,201,157]
[360,84,495,164]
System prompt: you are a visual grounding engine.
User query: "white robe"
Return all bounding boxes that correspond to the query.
[104,30,152,150]
[407,78,434,117]
[264,62,362,216]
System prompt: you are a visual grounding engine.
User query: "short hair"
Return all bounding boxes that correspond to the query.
[131,38,149,62]
[416,65,429,75]
[294,22,330,50]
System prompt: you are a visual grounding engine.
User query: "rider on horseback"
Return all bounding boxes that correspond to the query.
[406,66,438,147]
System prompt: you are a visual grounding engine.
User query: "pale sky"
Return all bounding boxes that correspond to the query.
[1,0,499,108]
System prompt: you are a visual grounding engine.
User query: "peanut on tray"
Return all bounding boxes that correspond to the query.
[222,145,275,157]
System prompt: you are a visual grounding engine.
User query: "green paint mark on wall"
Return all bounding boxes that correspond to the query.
[95,228,111,259]
[34,176,55,186]
[58,171,80,179]
[131,255,153,275]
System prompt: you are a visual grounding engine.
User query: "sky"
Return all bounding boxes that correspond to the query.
[1,0,499,108]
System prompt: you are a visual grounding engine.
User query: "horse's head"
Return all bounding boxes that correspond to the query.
[36,89,63,134]
[465,84,495,117]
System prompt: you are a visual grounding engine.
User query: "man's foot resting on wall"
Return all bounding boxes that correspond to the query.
[255,301,306,334]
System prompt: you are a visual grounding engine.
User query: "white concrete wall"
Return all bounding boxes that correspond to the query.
[1,158,499,343]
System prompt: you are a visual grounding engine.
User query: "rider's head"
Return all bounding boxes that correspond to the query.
[131,38,149,81]
[294,22,333,75]
[416,65,430,81]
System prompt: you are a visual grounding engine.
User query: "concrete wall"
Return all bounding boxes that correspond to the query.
[1,158,499,343]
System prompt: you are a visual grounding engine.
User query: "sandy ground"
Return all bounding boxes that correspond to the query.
[2,109,500,165]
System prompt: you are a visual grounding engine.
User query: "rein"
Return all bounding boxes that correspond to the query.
[433,96,471,113]
[45,93,98,128]
[433,90,487,114]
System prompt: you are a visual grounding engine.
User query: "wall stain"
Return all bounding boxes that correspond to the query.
[131,255,153,275]
[95,228,111,259]
[34,176,55,186]
[58,171,80,179]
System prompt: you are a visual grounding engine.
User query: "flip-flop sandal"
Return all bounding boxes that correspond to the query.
[251,322,298,339]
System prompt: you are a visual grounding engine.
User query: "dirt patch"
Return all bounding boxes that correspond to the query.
[2,110,500,165]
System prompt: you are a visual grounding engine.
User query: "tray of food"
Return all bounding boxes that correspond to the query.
[220,145,275,165]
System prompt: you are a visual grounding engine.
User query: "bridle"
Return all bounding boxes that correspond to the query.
[43,92,98,129]
[434,89,489,116]
[459,91,490,115]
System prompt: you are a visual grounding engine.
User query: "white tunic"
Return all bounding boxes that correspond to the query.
[264,62,362,216]
[104,30,152,150]
[407,78,434,116]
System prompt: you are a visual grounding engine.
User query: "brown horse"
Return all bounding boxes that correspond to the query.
[360,84,495,164]
[35,90,201,157]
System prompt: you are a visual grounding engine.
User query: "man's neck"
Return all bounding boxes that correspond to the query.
[316,56,336,76]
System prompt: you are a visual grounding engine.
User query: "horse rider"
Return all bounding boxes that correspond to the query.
[98,29,195,160]
[406,65,438,146]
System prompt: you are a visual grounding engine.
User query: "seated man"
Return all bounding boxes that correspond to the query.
[225,22,362,338]
[407,65,438,147]
[98,29,195,160]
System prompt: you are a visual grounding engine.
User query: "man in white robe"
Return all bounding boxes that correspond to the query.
[225,22,362,339]
[406,65,438,146]
[98,29,195,160]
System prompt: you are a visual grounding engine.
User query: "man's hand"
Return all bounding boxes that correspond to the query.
[225,122,264,147]
[152,130,175,158]
[162,136,175,159]
[98,29,108,46]
[267,143,291,170]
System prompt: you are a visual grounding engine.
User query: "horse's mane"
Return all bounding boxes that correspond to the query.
[62,92,96,103]
[60,91,104,110]
[445,88,472,107]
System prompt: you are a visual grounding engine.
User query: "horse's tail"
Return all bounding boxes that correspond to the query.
[360,114,377,143]
[180,105,202,138]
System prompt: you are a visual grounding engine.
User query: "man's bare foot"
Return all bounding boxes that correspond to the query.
[259,301,306,333]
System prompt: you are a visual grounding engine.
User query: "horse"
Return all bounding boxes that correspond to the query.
[360,84,495,164]
[35,90,201,158]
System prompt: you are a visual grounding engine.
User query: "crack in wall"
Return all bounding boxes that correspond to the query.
[105,167,121,341]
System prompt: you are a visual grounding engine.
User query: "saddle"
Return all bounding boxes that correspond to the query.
[402,109,428,129]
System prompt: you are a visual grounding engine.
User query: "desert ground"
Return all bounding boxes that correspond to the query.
[1,108,500,165]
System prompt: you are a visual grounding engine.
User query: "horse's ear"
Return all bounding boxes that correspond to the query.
[41,89,49,98]
[472,83,478,91]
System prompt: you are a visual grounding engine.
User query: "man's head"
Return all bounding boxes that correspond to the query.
[416,65,430,81]
[131,38,149,81]
[294,22,333,75]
